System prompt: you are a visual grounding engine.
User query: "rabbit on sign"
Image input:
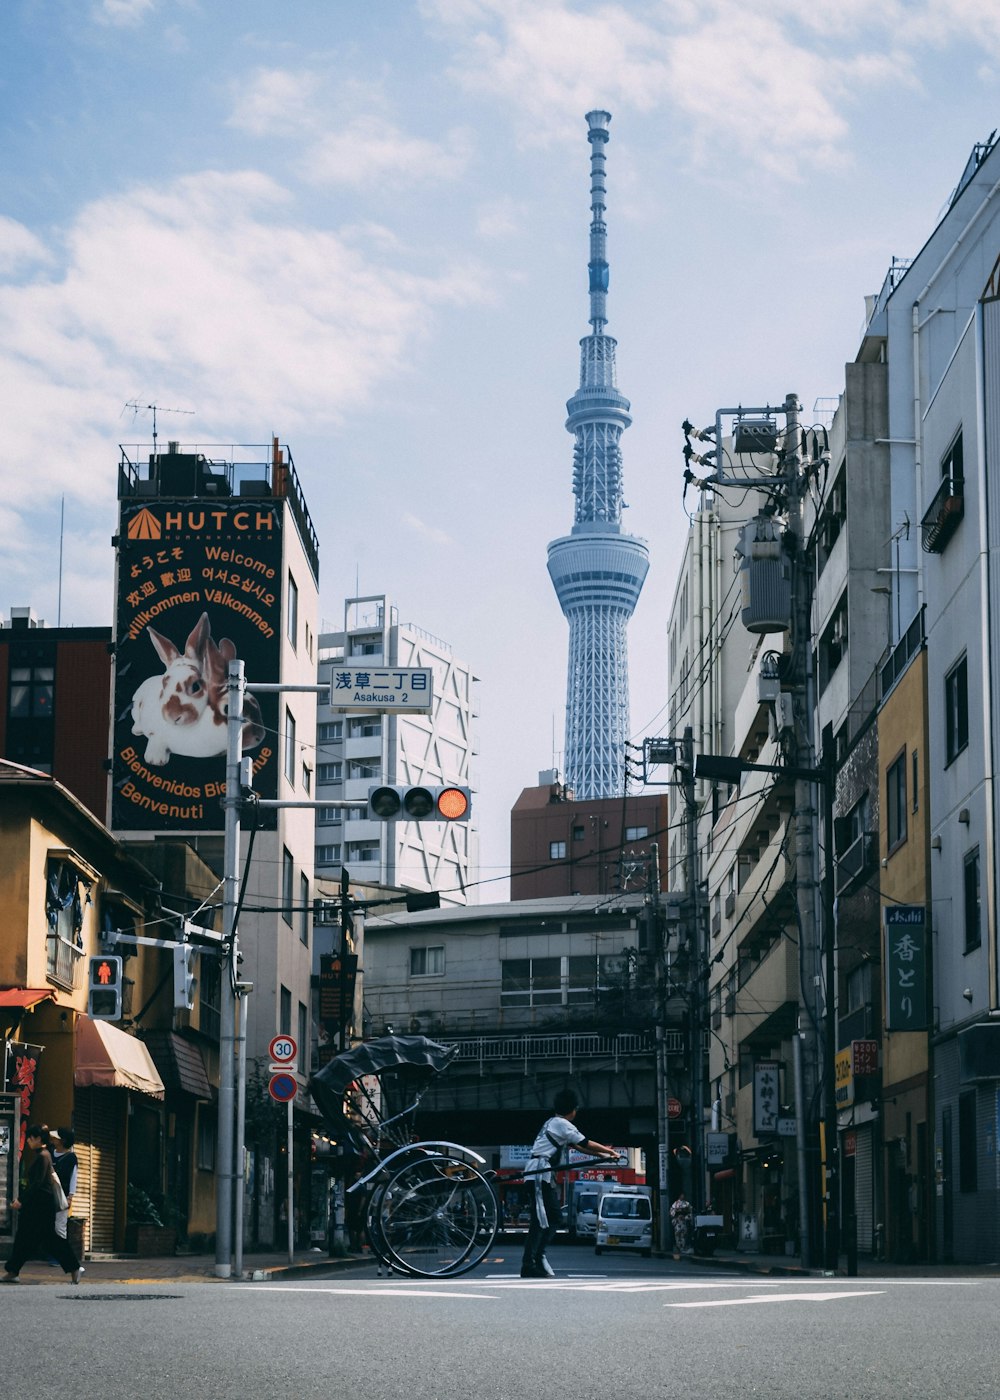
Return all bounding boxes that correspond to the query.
[131,612,265,766]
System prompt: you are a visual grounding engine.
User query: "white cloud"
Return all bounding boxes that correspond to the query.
[227,68,325,139]
[0,168,493,598]
[475,197,527,239]
[227,69,474,190]
[0,218,53,275]
[92,0,155,26]
[402,512,455,545]
[303,116,474,188]
[419,0,989,176]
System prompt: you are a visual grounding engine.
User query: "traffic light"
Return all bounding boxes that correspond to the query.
[173,945,197,1011]
[367,785,471,822]
[88,955,123,1021]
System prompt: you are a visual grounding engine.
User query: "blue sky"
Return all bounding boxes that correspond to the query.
[2,0,999,897]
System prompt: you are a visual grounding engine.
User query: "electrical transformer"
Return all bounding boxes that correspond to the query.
[736,516,792,633]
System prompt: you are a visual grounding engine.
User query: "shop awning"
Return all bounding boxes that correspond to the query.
[75,1017,165,1099]
[144,1031,213,1100]
[0,988,55,1010]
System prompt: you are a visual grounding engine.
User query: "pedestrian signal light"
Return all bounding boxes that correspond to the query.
[88,955,123,1021]
[367,784,471,822]
[173,945,197,1012]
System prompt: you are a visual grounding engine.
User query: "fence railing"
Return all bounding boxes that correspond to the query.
[439,1029,670,1074]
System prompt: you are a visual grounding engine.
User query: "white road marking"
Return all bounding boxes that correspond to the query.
[235,1285,495,1299]
[666,1290,885,1308]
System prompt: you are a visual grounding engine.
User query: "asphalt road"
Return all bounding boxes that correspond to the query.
[4,1243,1000,1400]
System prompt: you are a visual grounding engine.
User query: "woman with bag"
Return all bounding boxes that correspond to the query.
[2,1125,83,1283]
[51,1127,79,1240]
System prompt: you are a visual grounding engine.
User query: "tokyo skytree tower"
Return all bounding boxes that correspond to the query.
[547,110,649,799]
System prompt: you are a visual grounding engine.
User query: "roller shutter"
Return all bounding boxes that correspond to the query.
[75,1087,120,1254]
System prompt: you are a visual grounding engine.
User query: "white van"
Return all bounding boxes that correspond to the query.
[594,1187,653,1257]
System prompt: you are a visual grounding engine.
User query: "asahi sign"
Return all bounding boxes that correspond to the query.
[112,500,281,830]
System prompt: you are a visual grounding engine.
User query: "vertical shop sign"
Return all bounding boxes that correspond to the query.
[884,906,928,1031]
[753,1060,780,1136]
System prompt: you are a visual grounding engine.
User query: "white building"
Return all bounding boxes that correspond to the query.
[315,595,478,905]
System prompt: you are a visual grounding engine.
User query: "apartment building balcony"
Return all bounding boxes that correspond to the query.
[734,934,798,1044]
[730,830,792,940]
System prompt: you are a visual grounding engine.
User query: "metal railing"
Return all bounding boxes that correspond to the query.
[440,1029,665,1075]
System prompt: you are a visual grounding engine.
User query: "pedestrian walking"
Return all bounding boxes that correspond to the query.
[670,1189,694,1255]
[2,1125,83,1284]
[520,1089,618,1279]
[50,1127,79,1241]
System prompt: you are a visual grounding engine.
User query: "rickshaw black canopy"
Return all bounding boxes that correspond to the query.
[308,1034,458,1125]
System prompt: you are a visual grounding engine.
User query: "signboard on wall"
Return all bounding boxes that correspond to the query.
[317,954,358,1062]
[111,499,282,830]
[884,905,928,1031]
[753,1060,780,1137]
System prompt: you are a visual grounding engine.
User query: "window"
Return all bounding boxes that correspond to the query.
[846,962,872,1014]
[501,956,562,1006]
[347,843,380,863]
[818,594,849,692]
[318,806,341,825]
[284,708,296,785]
[298,1001,308,1072]
[317,762,343,784]
[959,1090,977,1193]
[302,764,312,795]
[9,663,55,718]
[316,844,342,865]
[573,825,585,842]
[964,847,981,954]
[348,717,381,739]
[911,750,918,813]
[549,841,567,860]
[409,946,445,977]
[280,985,292,1036]
[45,859,89,987]
[350,637,380,656]
[625,826,649,841]
[945,655,969,764]
[299,872,310,947]
[318,721,343,744]
[886,751,907,853]
[287,572,298,648]
[282,847,293,925]
[348,760,379,780]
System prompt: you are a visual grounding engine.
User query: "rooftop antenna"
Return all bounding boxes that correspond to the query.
[123,400,195,455]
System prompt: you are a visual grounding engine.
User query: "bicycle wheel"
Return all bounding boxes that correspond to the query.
[378,1155,498,1278]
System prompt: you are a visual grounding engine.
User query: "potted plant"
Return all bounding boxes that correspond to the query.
[125,1183,178,1256]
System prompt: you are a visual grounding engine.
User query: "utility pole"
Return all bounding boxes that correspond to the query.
[785,393,825,1267]
[650,840,672,1254]
[215,659,245,1278]
[680,726,706,1211]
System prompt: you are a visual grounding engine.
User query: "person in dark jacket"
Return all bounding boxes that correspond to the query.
[2,1125,82,1283]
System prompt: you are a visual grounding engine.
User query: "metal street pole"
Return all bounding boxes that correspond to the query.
[215,658,244,1278]
[650,842,671,1253]
[234,986,248,1279]
[821,730,840,1271]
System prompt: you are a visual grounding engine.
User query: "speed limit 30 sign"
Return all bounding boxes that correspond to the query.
[269,1035,297,1068]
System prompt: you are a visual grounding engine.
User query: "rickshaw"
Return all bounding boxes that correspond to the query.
[309,1035,499,1279]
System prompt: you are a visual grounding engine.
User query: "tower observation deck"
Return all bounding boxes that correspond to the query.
[547,110,649,799]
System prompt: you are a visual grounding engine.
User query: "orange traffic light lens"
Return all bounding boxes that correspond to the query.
[437,787,469,820]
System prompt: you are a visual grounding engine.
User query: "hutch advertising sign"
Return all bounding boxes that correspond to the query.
[112,500,281,830]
